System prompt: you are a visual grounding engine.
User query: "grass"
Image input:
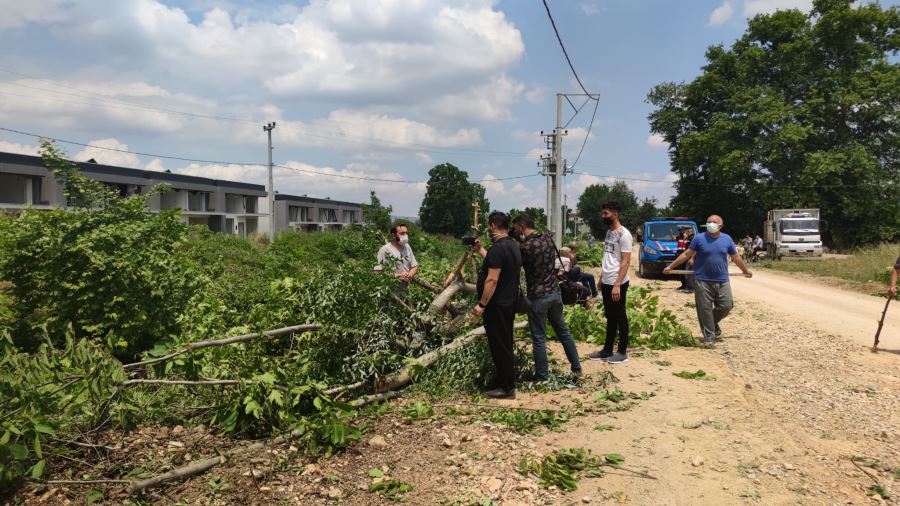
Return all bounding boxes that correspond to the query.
[762,243,898,289]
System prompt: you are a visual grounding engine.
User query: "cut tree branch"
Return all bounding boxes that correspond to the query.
[123,323,322,370]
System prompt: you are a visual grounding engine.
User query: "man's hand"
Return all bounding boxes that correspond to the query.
[662,266,672,275]
[890,286,897,298]
[611,284,621,301]
[742,270,753,279]
[470,304,484,324]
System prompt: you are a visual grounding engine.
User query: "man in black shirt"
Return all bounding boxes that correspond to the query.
[512,215,581,381]
[472,211,522,399]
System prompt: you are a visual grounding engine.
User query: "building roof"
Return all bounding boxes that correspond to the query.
[275,193,362,208]
[0,151,265,193]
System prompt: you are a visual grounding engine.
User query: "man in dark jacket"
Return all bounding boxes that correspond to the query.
[513,215,582,381]
[471,212,522,399]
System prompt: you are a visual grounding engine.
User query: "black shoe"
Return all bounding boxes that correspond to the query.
[484,388,516,399]
[587,351,613,361]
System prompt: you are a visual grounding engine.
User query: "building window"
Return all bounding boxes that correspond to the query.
[187,191,212,212]
[0,173,29,204]
[342,210,356,223]
[104,182,142,197]
[289,206,312,222]
[319,208,337,223]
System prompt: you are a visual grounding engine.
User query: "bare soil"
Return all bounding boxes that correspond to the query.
[8,270,899,505]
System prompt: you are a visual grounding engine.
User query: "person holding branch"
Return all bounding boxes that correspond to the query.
[664,215,752,344]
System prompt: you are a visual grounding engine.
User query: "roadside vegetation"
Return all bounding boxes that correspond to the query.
[761,243,899,292]
[0,142,698,502]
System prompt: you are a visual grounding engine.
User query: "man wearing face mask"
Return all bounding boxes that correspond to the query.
[471,212,522,399]
[664,215,752,344]
[373,222,418,298]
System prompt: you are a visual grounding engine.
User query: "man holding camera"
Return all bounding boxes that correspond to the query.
[512,215,582,381]
[471,212,522,399]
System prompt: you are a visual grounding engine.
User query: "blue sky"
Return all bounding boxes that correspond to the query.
[1,0,895,216]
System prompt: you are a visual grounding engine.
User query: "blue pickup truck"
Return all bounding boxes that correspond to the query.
[637,218,699,278]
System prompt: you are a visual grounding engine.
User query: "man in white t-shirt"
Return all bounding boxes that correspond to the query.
[373,223,418,297]
[587,201,633,364]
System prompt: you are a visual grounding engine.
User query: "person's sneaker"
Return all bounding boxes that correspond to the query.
[587,350,613,361]
[483,388,516,399]
[715,324,722,337]
[703,338,716,346]
[607,353,628,364]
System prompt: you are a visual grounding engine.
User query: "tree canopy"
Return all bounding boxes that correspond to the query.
[509,207,548,231]
[647,0,899,248]
[418,163,489,236]
[361,190,393,232]
[576,181,659,238]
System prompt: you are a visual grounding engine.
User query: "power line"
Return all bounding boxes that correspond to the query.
[0,126,542,185]
[566,97,600,170]
[541,0,598,100]
[573,171,869,189]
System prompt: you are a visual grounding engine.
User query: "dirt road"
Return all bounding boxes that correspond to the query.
[729,269,900,350]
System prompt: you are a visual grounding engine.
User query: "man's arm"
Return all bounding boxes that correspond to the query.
[730,253,753,278]
[611,251,631,301]
[472,268,501,317]
[663,249,696,272]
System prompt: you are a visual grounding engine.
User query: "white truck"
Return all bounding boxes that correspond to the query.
[764,208,824,259]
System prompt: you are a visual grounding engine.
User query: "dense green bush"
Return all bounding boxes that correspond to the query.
[0,199,200,361]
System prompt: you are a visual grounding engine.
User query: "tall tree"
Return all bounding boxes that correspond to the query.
[418,163,484,236]
[509,207,547,231]
[361,190,393,231]
[647,0,899,247]
[576,181,655,238]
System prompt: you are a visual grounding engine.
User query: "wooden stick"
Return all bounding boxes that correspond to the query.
[325,380,367,396]
[123,323,322,370]
[373,321,528,393]
[38,479,133,485]
[443,251,471,288]
[411,276,441,294]
[872,297,891,353]
[351,390,402,407]
[122,379,247,387]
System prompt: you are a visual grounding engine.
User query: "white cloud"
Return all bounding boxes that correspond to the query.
[0,0,72,30]
[36,0,524,119]
[524,148,545,162]
[415,152,433,165]
[743,0,813,16]
[0,79,208,133]
[525,86,546,104]
[428,75,525,122]
[0,139,40,156]
[709,1,735,26]
[578,3,603,16]
[74,138,141,168]
[646,133,669,149]
[511,129,539,142]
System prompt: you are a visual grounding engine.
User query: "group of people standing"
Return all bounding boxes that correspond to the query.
[469,202,634,399]
[374,207,756,400]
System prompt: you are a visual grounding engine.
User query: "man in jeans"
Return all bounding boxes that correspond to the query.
[664,215,753,344]
[587,201,633,364]
[512,214,582,380]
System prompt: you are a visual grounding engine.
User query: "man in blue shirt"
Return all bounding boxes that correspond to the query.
[664,215,753,344]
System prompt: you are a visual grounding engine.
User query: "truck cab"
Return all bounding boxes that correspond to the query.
[764,209,824,259]
[638,218,698,277]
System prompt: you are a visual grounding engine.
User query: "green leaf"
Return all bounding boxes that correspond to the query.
[30,459,46,479]
[367,468,384,478]
[33,423,55,435]
[86,489,103,504]
[33,433,42,459]
[604,453,625,465]
[9,443,28,460]
[0,430,10,445]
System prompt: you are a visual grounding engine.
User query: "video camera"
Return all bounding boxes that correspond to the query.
[461,236,477,246]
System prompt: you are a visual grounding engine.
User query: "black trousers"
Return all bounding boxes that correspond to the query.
[483,303,517,391]
[600,282,629,355]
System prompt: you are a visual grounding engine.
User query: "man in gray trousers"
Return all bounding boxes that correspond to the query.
[664,215,752,344]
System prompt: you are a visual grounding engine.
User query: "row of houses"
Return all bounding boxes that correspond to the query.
[0,151,364,236]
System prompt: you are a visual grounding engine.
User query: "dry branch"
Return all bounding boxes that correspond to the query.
[373,321,528,393]
[325,380,367,396]
[411,276,441,293]
[123,323,322,370]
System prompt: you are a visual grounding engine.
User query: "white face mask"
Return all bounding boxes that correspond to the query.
[398,234,409,245]
[706,222,721,234]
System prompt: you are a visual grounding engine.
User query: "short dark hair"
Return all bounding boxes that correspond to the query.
[389,222,408,235]
[511,214,535,229]
[487,211,510,230]
[601,201,622,213]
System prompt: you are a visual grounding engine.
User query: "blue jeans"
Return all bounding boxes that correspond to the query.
[527,291,582,379]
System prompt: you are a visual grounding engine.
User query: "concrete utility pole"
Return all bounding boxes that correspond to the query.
[264,121,276,240]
